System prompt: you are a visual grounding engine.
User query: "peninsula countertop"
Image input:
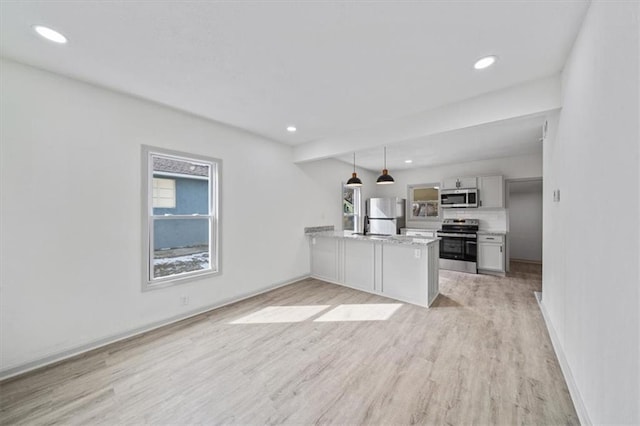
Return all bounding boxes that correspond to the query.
[307,231,439,247]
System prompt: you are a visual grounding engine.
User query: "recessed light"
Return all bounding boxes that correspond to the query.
[404,160,413,164]
[286,126,297,133]
[474,55,497,70]
[33,25,68,44]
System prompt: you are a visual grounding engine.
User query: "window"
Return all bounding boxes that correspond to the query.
[142,145,220,290]
[408,183,440,220]
[152,178,176,208]
[342,184,361,232]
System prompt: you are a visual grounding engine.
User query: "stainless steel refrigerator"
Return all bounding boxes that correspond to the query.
[365,198,406,235]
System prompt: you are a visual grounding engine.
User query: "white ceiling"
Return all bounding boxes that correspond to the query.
[0,1,588,165]
[337,114,546,172]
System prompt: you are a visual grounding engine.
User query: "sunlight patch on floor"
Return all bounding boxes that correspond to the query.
[229,303,404,324]
[229,305,330,324]
[313,303,403,322]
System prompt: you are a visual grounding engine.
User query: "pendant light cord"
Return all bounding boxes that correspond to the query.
[384,147,387,169]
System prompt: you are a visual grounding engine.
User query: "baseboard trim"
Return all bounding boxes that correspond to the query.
[478,269,506,277]
[511,258,542,265]
[309,274,436,308]
[0,274,310,381]
[535,292,592,426]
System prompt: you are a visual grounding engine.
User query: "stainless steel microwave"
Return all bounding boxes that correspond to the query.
[440,188,479,208]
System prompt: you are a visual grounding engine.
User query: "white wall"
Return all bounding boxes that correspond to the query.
[373,152,542,231]
[542,2,639,424]
[0,58,375,376]
[508,189,542,262]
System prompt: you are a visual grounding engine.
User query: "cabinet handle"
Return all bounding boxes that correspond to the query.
[486,237,494,240]
[500,246,503,253]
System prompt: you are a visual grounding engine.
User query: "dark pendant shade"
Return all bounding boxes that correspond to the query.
[346,153,363,187]
[376,169,394,184]
[346,172,363,187]
[376,147,395,184]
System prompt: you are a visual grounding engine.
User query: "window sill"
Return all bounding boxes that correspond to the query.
[143,269,221,291]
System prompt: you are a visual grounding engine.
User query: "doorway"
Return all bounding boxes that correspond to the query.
[506,178,543,270]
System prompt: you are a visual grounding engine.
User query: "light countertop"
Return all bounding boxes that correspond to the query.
[308,231,439,247]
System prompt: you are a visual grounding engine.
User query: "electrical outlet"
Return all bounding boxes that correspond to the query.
[553,189,561,202]
[414,249,421,259]
[180,296,189,306]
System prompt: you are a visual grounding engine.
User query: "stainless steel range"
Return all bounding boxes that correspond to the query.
[437,219,479,274]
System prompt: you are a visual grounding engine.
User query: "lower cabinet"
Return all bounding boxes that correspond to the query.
[477,234,505,273]
[343,239,375,292]
[309,236,440,307]
[310,236,338,281]
[382,244,428,305]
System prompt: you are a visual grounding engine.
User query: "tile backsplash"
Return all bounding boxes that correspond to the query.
[405,208,507,232]
[443,209,507,231]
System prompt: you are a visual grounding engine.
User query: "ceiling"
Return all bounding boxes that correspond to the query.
[0,1,589,166]
[336,113,546,172]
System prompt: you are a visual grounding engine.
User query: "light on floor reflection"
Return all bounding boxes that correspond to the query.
[229,305,330,324]
[314,303,402,322]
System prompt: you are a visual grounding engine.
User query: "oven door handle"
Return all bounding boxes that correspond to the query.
[438,233,477,238]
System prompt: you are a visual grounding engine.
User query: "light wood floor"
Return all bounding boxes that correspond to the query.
[0,262,578,425]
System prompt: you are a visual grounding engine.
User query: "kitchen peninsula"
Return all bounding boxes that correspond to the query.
[307,231,439,307]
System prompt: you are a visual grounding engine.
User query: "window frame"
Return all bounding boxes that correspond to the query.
[407,183,441,221]
[141,145,221,291]
[342,183,362,233]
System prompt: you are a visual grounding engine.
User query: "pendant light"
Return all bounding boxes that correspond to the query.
[376,146,395,184]
[346,153,363,187]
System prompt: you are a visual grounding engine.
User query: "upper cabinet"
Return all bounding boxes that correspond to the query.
[408,183,440,221]
[442,176,477,190]
[410,175,504,210]
[478,175,504,208]
[439,175,504,208]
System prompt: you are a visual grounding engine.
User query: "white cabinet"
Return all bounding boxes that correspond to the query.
[439,175,504,208]
[477,234,505,273]
[343,239,375,292]
[442,176,477,190]
[310,237,338,281]
[382,244,428,305]
[478,175,504,208]
[309,235,440,307]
